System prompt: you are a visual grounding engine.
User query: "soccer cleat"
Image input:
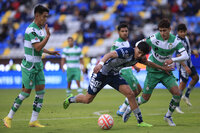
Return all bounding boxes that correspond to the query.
[122,107,131,123]
[117,110,124,116]
[182,95,192,106]
[137,122,153,127]
[116,105,124,116]
[175,107,184,114]
[3,116,12,128]
[29,120,45,127]
[164,115,176,126]
[63,94,73,109]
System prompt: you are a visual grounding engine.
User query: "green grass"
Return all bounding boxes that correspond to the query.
[0,89,200,133]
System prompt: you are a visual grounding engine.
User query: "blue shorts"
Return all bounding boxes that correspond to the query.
[88,72,128,95]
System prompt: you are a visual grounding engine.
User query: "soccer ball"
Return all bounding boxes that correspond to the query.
[98,114,114,130]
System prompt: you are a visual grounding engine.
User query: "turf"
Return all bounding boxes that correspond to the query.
[0,89,200,133]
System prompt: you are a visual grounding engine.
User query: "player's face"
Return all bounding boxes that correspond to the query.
[68,38,74,47]
[37,12,49,26]
[134,47,145,59]
[177,30,187,38]
[118,27,128,40]
[159,27,171,40]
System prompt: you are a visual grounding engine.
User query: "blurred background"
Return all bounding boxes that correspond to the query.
[0,0,200,89]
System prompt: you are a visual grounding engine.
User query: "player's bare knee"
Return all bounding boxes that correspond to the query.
[126,91,135,99]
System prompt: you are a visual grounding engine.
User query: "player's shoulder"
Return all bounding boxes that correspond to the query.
[25,23,38,34]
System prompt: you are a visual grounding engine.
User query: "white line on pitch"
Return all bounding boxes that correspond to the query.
[10,111,200,121]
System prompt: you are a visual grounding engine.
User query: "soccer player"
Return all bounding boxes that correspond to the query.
[63,41,173,127]
[132,18,189,126]
[61,37,84,96]
[3,5,60,128]
[110,23,142,116]
[175,23,199,114]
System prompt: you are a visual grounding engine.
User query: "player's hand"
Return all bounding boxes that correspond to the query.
[45,24,50,37]
[134,65,140,73]
[164,59,173,66]
[93,64,103,73]
[162,65,174,75]
[49,51,60,56]
[185,66,192,75]
[193,50,199,58]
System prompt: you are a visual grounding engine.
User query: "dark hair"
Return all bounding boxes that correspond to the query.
[117,23,128,31]
[34,5,49,15]
[158,18,170,28]
[67,37,73,40]
[137,41,151,54]
[177,23,187,31]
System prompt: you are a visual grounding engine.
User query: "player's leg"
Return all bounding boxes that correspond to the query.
[175,70,188,114]
[29,69,46,127]
[67,81,72,96]
[117,69,141,116]
[163,74,181,126]
[75,68,82,94]
[183,67,199,106]
[136,72,159,105]
[109,74,152,126]
[3,67,33,128]
[175,81,186,114]
[63,72,106,109]
[118,85,152,127]
[66,68,73,96]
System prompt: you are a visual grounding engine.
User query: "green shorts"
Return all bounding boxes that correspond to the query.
[120,68,139,91]
[143,72,178,94]
[21,67,45,89]
[67,68,81,82]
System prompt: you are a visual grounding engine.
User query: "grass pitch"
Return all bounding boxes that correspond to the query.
[0,89,200,133]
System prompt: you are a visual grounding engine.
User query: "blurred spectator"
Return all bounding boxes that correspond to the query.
[194,22,200,35]
[0,24,8,42]
[15,33,23,48]
[89,18,97,32]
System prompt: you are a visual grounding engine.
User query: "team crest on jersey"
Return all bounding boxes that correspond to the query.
[168,43,173,49]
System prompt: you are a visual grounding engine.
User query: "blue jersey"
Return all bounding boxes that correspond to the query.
[100,47,140,75]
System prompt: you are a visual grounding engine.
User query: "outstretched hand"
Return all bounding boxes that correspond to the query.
[45,24,50,37]
[93,64,103,74]
[162,65,174,75]
[49,51,60,56]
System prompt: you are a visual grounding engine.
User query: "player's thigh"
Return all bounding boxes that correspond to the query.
[73,68,81,81]
[120,71,138,91]
[21,67,35,89]
[67,69,75,82]
[118,84,134,98]
[143,72,160,94]
[161,74,179,92]
[35,69,45,86]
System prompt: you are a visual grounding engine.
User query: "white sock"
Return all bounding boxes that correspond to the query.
[8,110,15,119]
[166,109,173,117]
[30,111,39,122]
[119,103,128,112]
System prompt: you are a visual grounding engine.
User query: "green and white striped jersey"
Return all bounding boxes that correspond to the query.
[110,37,130,51]
[21,22,45,70]
[62,45,83,68]
[146,32,185,73]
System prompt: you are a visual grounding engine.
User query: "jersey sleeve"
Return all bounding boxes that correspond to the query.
[110,42,118,51]
[116,47,134,59]
[27,28,40,44]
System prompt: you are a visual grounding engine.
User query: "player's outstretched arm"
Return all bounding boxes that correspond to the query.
[93,51,118,73]
[43,48,60,56]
